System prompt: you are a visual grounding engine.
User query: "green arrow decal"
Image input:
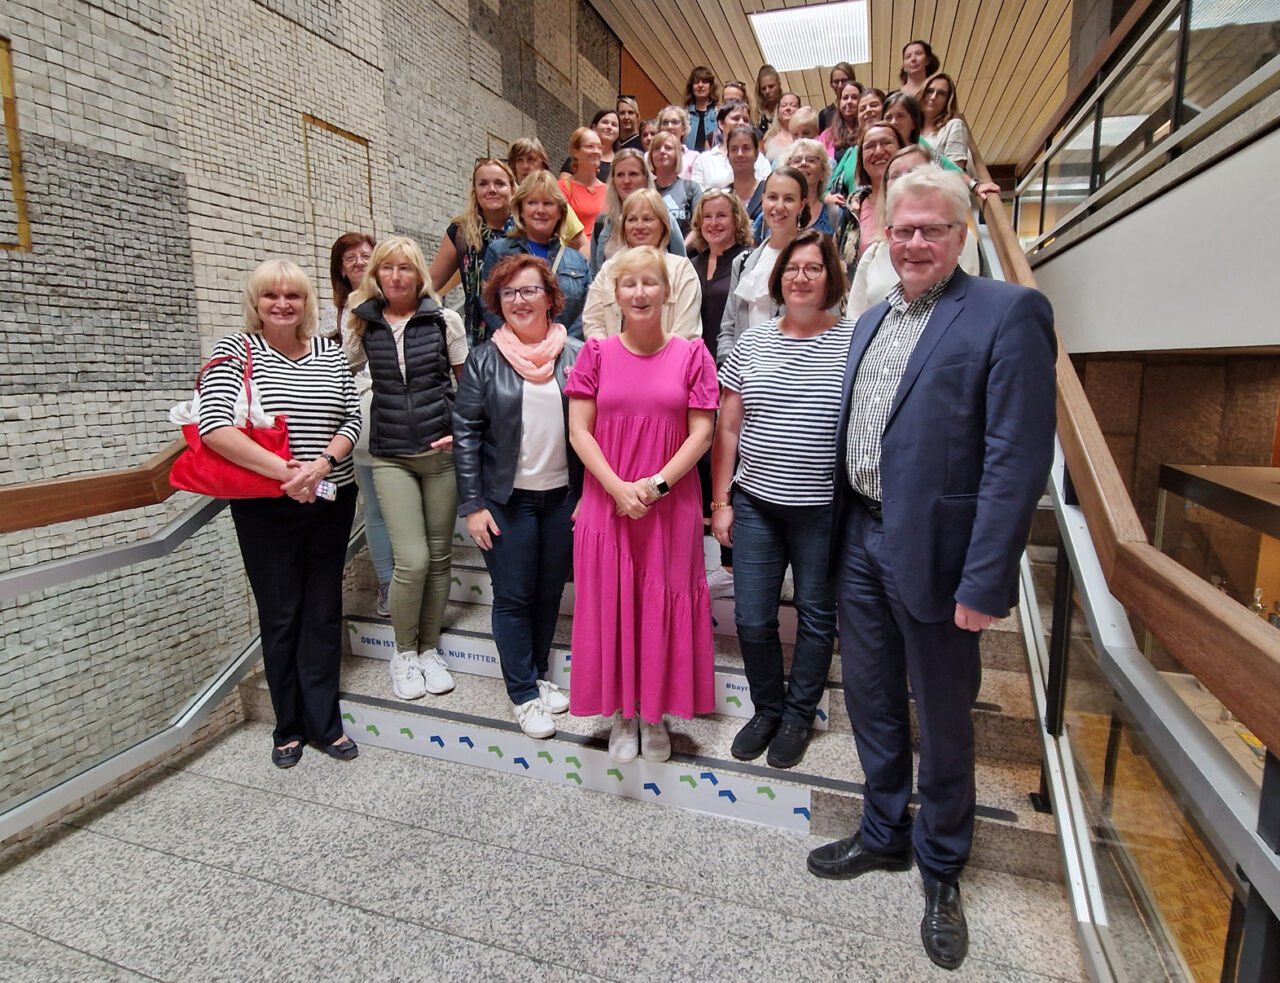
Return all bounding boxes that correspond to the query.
[341,713,354,723]
[756,786,776,800]
[537,751,554,762]
[679,775,697,787]
[606,768,623,781]
[366,724,380,736]
[566,772,582,784]
[451,576,461,585]
[488,745,503,758]
[470,585,483,594]
[726,695,742,707]
[399,727,413,739]
[564,756,581,768]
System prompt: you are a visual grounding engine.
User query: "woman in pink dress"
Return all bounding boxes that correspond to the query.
[565,245,718,763]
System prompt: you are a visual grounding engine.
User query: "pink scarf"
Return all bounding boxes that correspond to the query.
[492,322,567,384]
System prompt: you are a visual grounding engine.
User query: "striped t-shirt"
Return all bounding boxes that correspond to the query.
[719,316,856,506]
[197,332,361,486]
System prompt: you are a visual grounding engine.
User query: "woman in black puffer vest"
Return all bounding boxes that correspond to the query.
[344,236,469,703]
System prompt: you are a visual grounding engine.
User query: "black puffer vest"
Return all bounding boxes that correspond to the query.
[353,295,454,457]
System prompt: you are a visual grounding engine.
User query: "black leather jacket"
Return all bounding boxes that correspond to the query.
[452,337,584,516]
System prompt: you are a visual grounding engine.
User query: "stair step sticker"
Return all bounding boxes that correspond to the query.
[346,618,828,730]
[341,698,811,832]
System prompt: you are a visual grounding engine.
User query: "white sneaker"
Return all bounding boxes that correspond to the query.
[640,717,671,762]
[705,566,735,599]
[418,648,456,695]
[513,698,555,738]
[389,650,427,700]
[537,679,570,714]
[608,713,639,762]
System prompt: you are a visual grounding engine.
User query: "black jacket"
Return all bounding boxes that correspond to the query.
[452,337,584,516]
[353,294,454,456]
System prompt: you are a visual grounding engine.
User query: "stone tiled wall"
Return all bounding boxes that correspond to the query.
[0,0,619,813]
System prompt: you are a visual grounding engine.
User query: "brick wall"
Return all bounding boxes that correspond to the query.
[0,0,619,814]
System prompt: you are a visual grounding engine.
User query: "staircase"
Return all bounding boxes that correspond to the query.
[239,510,1068,883]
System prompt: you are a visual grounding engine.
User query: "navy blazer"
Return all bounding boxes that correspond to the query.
[834,269,1057,623]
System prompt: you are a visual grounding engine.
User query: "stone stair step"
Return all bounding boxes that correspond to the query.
[241,658,1058,881]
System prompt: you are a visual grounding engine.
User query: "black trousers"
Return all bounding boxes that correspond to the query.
[231,485,357,746]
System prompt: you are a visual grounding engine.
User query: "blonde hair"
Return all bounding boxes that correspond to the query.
[611,244,670,295]
[345,236,439,341]
[646,131,684,175]
[609,189,671,257]
[789,106,820,139]
[762,92,800,145]
[885,164,970,228]
[568,126,600,173]
[243,259,318,341]
[449,158,515,253]
[686,189,752,252]
[509,170,569,239]
[601,150,655,260]
[779,139,832,200]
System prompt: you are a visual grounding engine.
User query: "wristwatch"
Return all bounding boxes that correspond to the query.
[320,453,338,470]
[648,474,671,498]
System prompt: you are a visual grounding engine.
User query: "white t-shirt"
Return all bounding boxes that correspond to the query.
[514,378,569,490]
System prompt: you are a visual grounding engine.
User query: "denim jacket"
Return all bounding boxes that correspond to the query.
[481,236,592,339]
[684,102,718,152]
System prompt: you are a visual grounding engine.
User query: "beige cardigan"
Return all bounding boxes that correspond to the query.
[581,251,703,340]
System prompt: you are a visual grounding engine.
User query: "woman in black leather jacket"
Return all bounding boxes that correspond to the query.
[453,254,583,739]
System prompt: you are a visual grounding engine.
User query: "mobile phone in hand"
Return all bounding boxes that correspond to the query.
[315,479,337,501]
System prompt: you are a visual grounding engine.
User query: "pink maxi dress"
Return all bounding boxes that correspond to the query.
[565,334,719,722]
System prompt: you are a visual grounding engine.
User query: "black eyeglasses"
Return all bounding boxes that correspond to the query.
[497,285,547,301]
[781,262,826,280]
[886,223,962,243]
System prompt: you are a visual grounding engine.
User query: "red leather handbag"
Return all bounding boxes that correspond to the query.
[169,336,292,499]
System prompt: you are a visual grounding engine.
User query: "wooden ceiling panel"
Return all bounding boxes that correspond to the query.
[590,0,1072,165]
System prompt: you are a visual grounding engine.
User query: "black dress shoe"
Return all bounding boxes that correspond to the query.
[766,722,811,769]
[731,713,780,760]
[322,736,359,761]
[806,831,913,880]
[922,881,968,970]
[271,741,304,769]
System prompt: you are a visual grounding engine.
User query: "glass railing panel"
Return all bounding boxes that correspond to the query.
[1097,13,1181,187]
[1181,0,1280,123]
[1015,171,1045,243]
[1042,115,1095,232]
[0,506,254,814]
[1061,604,1238,983]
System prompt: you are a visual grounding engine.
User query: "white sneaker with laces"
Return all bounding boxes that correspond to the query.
[418,648,456,694]
[640,717,671,761]
[537,679,570,714]
[608,713,639,762]
[513,698,555,738]
[389,650,427,700]
[705,566,735,599]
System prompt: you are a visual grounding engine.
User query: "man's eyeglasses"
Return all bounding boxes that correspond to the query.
[497,285,547,301]
[886,223,962,243]
[781,263,826,280]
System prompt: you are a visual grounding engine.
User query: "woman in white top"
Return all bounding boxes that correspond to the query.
[691,100,772,190]
[920,72,973,174]
[582,189,702,340]
[716,166,808,366]
[345,237,469,705]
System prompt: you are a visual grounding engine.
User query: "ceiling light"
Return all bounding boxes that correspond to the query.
[749,1,870,73]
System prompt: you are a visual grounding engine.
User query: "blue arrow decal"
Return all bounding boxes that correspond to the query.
[459,736,474,748]
[701,772,718,785]
[430,735,444,747]
[793,807,811,820]
[643,782,661,796]
[514,756,529,769]
[718,789,736,803]
[816,708,828,721]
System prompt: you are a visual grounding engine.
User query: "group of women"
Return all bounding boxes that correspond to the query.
[203,39,995,773]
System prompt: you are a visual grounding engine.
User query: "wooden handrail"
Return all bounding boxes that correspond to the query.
[1015,0,1167,178]
[0,439,185,535]
[971,141,1280,756]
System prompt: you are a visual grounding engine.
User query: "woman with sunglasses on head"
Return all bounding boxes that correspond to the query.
[712,229,853,770]
[566,245,718,763]
[589,148,687,276]
[684,67,719,153]
[428,158,516,348]
[717,166,808,366]
[453,254,583,739]
[582,189,701,340]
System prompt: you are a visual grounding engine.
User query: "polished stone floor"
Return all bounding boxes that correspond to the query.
[0,722,1086,982]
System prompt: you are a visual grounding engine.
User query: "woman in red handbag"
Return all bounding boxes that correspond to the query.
[199,259,362,768]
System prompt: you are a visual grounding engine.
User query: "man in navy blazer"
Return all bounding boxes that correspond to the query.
[806,165,1056,970]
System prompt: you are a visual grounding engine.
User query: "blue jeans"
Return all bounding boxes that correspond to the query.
[355,463,393,586]
[731,489,837,726]
[481,486,575,704]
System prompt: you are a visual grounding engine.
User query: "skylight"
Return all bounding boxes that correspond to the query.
[749,1,870,73]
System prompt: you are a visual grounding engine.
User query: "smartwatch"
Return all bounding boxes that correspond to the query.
[649,474,671,498]
[321,453,338,471]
